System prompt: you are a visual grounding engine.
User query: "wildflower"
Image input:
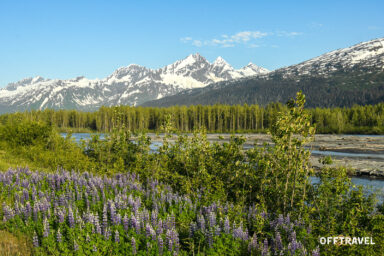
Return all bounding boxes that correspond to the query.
[123,213,129,231]
[32,232,39,247]
[223,216,230,234]
[131,237,137,255]
[248,234,258,252]
[56,228,62,243]
[74,240,79,251]
[261,239,269,256]
[68,206,75,228]
[275,231,283,252]
[43,217,50,237]
[115,230,120,243]
[158,236,164,255]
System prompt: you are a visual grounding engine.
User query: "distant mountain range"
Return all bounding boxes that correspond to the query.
[143,38,384,108]
[1,38,384,114]
[0,54,268,114]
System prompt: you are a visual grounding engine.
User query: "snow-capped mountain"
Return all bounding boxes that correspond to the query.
[0,54,268,113]
[143,38,384,108]
[276,38,384,78]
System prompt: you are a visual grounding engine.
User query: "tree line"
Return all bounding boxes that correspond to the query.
[0,102,383,134]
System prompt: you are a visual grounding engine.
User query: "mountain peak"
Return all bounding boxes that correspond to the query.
[182,53,206,63]
[213,56,231,67]
[5,76,47,91]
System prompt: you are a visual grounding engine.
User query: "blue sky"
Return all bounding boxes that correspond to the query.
[0,0,383,87]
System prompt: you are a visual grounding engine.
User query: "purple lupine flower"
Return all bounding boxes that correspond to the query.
[104,227,111,240]
[248,234,258,253]
[167,233,173,252]
[284,214,290,225]
[109,201,116,223]
[275,231,283,252]
[172,229,180,253]
[206,229,213,248]
[143,209,150,224]
[312,247,320,256]
[156,220,163,235]
[151,209,158,226]
[114,230,120,243]
[13,203,20,217]
[162,218,168,231]
[57,209,65,223]
[261,239,269,256]
[208,212,216,227]
[307,224,312,234]
[146,242,152,253]
[214,225,221,236]
[167,215,176,230]
[86,233,91,243]
[289,230,296,243]
[276,214,284,228]
[25,202,31,219]
[146,223,153,238]
[131,237,137,255]
[233,226,242,240]
[33,204,39,221]
[116,213,121,225]
[133,197,141,213]
[288,240,302,255]
[158,236,164,255]
[92,245,97,252]
[23,189,29,202]
[128,195,134,207]
[102,204,108,233]
[223,216,230,234]
[43,217,50,237]
[32,232,39,247]
[197,215,205,232]
[74,240,79,251]
[130,215,140,234]
[243,228,249,241]
[59,195,65,207]
[68,206,75,228]
[2,204,13,222]
[123,214,129,231]
[94,216,102,234]
[56,228,62,243]
[261,211,267,219]
[190,222,197,237]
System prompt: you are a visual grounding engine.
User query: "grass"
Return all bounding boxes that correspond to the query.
[0,230,32,256]
[0,149,50,172]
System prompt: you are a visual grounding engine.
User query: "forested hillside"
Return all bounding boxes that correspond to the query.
[142,66,384,108]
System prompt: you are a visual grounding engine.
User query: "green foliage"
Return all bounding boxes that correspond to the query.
[247,91,315,215]
[308,167,382,255]
[0,121,52,147]
[0,120,93,172]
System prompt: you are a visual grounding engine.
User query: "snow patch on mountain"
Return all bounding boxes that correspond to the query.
[279,38,384,78]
